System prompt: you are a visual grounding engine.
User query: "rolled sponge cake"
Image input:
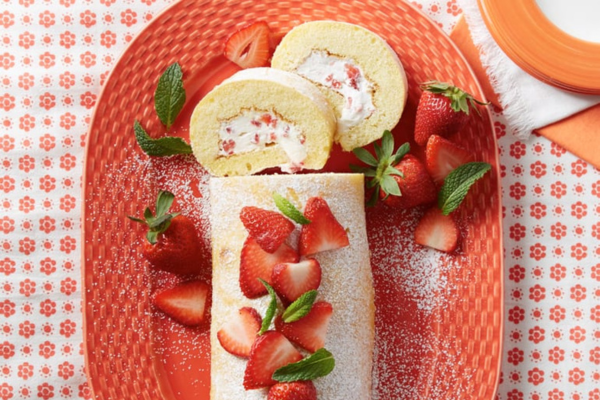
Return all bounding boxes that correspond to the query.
[189,68,336,176]
[209,174,374,400]
[272,21,408,151]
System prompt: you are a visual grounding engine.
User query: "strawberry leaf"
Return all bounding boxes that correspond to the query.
[380,129,394,159]
[438,162,491,215]
[352,147,378,167]
[273,192,311,225]
[134,120,193,157]
[282,290,317,323]
[391,142,410,166]
[127,190,180,244]
[381,175,401,198]
[155,62,186,130]
[258,279,278,335]
[272,348,335,382]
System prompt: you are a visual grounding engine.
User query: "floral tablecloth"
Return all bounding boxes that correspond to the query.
[0,0,598,399]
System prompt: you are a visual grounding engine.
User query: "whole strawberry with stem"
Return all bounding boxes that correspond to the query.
[129,190,206,275]
[414,81,488,146]
[351,130,436,208]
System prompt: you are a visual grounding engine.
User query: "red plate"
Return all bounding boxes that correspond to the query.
[82,1,503,399]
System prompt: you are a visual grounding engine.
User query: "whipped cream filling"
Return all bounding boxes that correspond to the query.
[218,109,307,173]
[296,50,376,132]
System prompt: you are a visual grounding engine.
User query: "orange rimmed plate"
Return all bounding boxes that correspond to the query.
[82,1,503,399]
[478,0,600,94]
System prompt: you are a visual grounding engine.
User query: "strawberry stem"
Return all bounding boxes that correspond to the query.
[420,80,489,116]
[127,190,180,244]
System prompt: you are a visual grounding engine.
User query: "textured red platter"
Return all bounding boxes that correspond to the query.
[82,1,503,399]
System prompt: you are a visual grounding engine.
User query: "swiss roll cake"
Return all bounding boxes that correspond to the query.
[209,174,374,400]
[189,68,336,176]
[271,21,408,151]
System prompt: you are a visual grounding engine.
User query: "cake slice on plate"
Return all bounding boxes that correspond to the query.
[189,68,336,176]
[272,20,408,151]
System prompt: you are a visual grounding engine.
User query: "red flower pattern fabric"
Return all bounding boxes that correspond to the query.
[0,0,598,398]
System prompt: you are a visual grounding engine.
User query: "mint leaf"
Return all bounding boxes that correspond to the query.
[155,62,186,130]
[272,348,335,382]
[273,193,311,225]
[438,162,491,215]
[259,279,278,335]
[282,290,317,323]
[134,120,192,156]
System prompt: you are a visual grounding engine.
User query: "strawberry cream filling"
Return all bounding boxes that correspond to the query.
[295,50,376,132]
[218,109,307,173]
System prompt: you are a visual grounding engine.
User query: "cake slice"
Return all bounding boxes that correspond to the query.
[189,68,336,176]
[271,21,408,151]
[209,173,374,400]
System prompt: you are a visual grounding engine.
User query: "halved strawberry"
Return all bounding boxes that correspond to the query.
[240,206,295,253]
[268,381,317,400]
[224,21,272,69]
[414,207,459,252]
[243,331,303,390]
[152,280,210,326]
[240,237,299,299]
[299,197,349,256]
[425,135,473,184]
[217,307,262,358]
[271,259,322,304]
[275,301,333,352]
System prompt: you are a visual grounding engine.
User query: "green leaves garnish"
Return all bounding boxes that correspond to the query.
[155,62,186,130]
[272,348,335,382]
[258,279,278,335]
[350,130,409,207]
[282,290,317,323]
[133,120,192,156]
[273,192,311,225]
[127,190,180,244]
[438,162,491,215]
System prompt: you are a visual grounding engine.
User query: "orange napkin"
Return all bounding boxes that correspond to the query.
[450,16,600,169]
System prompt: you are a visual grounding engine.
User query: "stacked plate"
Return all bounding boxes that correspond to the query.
[478,0,600,94]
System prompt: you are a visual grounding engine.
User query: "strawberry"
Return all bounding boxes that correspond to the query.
[414,81,488,146]
[152,280,210,326]
[299,198,349,256]
[268,381,317,400]
[217,307,262,358]
[243,331,303,390]
[224,21,272,69]
[271,259,322,304]
[240,206,295,253]
[275,301,333,352]
[414,207,459,252]
[240,237,299,299]
[425,135,473,184]
[129,190,207,275]
[380,154,437,209]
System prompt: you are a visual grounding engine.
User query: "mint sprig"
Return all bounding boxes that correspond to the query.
[272,348,335,382]
[127,190,180,244]
[155,62,186,130]
[438,162,491,215]
[282,290,317,323]
[350,130,409,207]
[273,193,310,225]
[134,120,192,156]
[258,279,278,335]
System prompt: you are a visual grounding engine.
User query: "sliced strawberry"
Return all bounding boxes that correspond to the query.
[425,135,473,184]
[224,21,272,69]
[275,301,333,352]
[380,154,437,209]
[271,259,322,304]
[414,207,459,252]
[217,307,262,358]
[152,280,210,326]
[268,381,317,400]
[299,197,349,256]
[243,331,303,390]
[240,206,295,253]
[240,237,299,299]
